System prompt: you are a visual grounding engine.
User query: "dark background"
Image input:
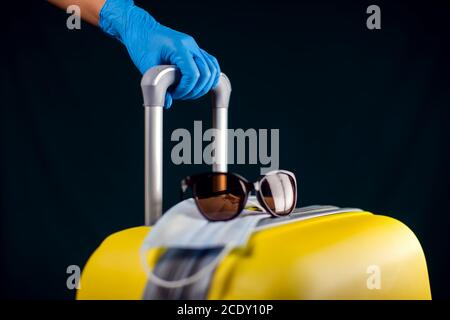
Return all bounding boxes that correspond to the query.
[1,0,449,299]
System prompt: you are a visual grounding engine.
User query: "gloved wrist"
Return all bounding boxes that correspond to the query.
[99,0,157,43]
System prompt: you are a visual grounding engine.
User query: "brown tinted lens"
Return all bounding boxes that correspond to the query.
[194,173,247,221]
[260,173,296,215]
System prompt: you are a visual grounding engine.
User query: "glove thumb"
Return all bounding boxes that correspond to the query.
[164,92,173,109]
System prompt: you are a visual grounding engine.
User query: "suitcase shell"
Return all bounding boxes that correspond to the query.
[77,210,431,299]
[77,66,431,299]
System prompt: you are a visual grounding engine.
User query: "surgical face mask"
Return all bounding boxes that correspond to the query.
[140,197,270,288]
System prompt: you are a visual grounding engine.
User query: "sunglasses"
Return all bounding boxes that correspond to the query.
[180,170,297,221]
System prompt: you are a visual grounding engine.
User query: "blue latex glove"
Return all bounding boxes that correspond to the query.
[99,0,221,108]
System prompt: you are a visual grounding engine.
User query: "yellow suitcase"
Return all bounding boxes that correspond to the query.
[77,66,431,300]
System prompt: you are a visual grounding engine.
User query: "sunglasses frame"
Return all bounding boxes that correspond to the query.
[181,170,297,221]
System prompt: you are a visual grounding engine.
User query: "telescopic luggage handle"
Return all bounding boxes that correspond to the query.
[141,65,232,225]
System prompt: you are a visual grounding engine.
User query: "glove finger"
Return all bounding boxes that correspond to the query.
[164,92,173,109]
[180,52,212,100]
[192,50,219,98]
[171,52,201,100]
[201,50,221,88]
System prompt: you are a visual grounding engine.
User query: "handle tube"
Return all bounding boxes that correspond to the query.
[144,107,163,226]
[141,65,231,225]
[212,107,228,172]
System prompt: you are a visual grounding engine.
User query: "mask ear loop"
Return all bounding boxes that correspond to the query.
[139,243,235,289]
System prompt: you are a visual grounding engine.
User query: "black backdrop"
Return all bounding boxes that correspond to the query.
[2,0,449,299]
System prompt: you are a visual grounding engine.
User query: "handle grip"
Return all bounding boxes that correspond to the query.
[141,65,232,225]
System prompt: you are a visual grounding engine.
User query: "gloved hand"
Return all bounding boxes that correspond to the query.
[99,0,221,108]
